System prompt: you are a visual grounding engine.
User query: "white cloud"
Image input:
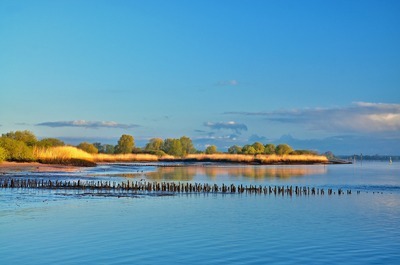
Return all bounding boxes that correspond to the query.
[226,102,400,134]
[204,121,247,134]
[37,120,139,129]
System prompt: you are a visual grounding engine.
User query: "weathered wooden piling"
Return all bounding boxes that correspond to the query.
[0,177,357,196]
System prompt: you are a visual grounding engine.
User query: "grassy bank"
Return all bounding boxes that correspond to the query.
[33,146,96,166]
[31,146,328,166]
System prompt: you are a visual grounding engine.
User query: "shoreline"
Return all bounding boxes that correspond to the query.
[0,158,349,174]
[0,161,81,173]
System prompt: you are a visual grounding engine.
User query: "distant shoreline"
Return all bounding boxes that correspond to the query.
[0,157,349,173]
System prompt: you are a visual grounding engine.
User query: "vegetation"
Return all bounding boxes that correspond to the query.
[145,138,163,152]
[36,138,65,148]
[0,130,330,166]
[34,146,96,166]
[2,130,37,146]
[161,137,196,157]
[115,134,134,154]
[77,142,99,154]
[0,137,34,161]
[0,147,7,162]
[275,144,294,155]
[205,145,218,154]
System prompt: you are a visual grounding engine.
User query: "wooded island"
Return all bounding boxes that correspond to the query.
[0,130,331,166]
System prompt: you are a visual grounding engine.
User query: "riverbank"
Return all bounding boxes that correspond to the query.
[0,161,81,173]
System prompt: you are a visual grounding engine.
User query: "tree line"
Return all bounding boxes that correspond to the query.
[0,130,319,162]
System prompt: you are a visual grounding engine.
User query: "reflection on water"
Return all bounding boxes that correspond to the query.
[145,165,327,181]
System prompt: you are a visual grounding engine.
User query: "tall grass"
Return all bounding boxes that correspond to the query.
[93,153,171,162]
[33,146,96,166]
[183,154,328,164]
[33,146,328,166]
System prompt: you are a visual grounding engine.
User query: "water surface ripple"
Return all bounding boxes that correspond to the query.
[1,162,399,264]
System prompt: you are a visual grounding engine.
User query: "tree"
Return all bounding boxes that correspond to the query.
[242,145,256,155]
[36,138,65,148]
[161,138,183,156]
[292,149,318,155]
[205,145,217,154]
[0,147,7,162]
[115,134,135,154]
[228,145,242,154]
[180,136,196,156]
[264,144,276,155]
[104,144,115,154]
[77,142,98,154]
[0,137,34,161]
[252,142,265,154]
[275,144,293,155]
[2,130,37,146]
[145,138,163,152]
[93,142,104,153]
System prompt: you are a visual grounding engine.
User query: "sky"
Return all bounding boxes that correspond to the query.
[1,0,399,155]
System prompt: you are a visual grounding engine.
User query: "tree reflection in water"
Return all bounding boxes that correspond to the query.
[145,165,327,181]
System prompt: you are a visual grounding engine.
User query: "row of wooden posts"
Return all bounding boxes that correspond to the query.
[0,178,356,196]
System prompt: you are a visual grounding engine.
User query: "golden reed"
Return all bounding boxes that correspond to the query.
[33,146,328,166]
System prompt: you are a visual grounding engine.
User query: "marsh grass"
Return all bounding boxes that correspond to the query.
[32,146,328,166]
[93,153,171,162]
[183,154,328,164]
[33,146,96,166]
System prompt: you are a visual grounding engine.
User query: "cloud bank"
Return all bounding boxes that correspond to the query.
[204,121,248,134]
[226,102,400,134]
[37,120,139,129]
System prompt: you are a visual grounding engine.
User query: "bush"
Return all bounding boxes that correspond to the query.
[36,138,65,148]
[205,145,218,154]
[275,144,294,155]
[77,142,99,154]
[2,130,37,146]
[0,137,34,161]
[0,147,7,162]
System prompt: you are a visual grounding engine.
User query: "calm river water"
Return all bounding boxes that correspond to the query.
[1,161,399,264]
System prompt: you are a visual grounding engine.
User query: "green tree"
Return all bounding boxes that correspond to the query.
[2,130,37,146]
[275,144,294,155]
[0,137,34,161]
[36,138,65,148]
[252,142,265,154]
[228,145,242,154]
[145,138,164,152]
[205,145,218,154]
[93,142,104,153]
[242,145,256,155]
[115,134,135,154]
[292,149,318,155]
[162,138,183,156]
[179,136,196,156]
[264,144,276,154]
[0,147,7,162]
[77,142,98,154]
[104,144,115,154]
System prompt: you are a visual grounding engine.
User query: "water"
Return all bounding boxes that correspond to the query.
[1,161,399,264]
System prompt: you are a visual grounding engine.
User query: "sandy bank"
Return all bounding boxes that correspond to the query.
[0,161,81,173]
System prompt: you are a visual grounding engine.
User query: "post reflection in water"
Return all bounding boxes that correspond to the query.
[144,165,327,182]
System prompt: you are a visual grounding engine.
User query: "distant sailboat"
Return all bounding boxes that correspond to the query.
[389,157,392,165]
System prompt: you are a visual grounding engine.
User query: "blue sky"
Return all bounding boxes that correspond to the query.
[1,0,399,154]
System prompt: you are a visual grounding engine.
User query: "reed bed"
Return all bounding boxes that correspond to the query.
[183,154,328,164]
[32,146,328,166]
[184,154,255,163]
[257,154,328,164]
[93,153,171,162]
[33,146,96,166]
